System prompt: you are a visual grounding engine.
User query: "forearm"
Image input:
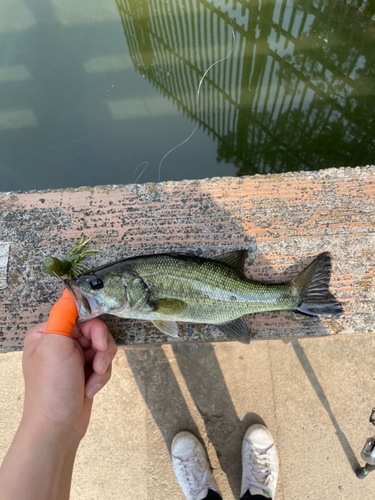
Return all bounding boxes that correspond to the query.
[0,415,80,500]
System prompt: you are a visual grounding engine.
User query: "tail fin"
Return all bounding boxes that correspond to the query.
[293,252,343,317]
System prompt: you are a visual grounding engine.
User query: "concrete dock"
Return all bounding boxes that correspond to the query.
[1,166,375,348]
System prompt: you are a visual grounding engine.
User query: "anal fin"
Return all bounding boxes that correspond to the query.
[216,317,251,344]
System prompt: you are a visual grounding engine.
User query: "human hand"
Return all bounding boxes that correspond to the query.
[0,293,117,500]
[22,316,117,444]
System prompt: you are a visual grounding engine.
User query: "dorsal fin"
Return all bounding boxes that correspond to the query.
[215,250,248,274]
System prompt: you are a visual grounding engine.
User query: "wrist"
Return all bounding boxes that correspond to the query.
[0,412,80,500]
[20,410,81,454]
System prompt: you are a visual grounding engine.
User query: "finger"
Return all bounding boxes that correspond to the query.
[84,347,95,366]
[78,318,111,352]
[84,364,93,383]
[44,289,78,337]
[85,363,112,399]
[77,336,91,349]
[77,319,117,374]
[71,324,91,347]
[90,327,117,375]
[91,338,117,375]
[74,333,91,349]
[71,324,83,339]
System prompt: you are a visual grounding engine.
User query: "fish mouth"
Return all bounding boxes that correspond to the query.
[64,281,102,322]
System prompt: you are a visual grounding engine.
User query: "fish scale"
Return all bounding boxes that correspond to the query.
[123,255,298,323]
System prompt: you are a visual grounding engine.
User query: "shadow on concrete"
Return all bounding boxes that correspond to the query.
[126,344,266,498]
[125,347,201,448]
[291,340,361,473]
[123,247,337,496]
[172,343,266,498]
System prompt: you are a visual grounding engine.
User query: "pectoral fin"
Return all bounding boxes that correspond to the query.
[152,299,187,316]
[152,320,179,338]
[216,317,251,344]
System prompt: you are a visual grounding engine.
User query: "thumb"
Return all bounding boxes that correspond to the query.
[44,289,78,338]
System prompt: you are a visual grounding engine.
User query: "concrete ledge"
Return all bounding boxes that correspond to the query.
[0,166,374,350]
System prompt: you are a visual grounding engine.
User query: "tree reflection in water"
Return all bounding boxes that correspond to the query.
[117,0,375,175]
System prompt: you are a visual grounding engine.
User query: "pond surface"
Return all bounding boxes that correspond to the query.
[0,0,374,191]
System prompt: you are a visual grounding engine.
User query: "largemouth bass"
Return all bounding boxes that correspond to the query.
[65,250,342,344]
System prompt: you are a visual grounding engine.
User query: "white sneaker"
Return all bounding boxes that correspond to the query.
[241,424,279,499]
[171,431,221,500]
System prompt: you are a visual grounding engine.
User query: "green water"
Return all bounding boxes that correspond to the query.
[0,0,374,191]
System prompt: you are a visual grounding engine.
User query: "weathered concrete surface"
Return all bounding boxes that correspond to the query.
[0,166,374,350]
[0,242,10,290]
[1,336,374,499]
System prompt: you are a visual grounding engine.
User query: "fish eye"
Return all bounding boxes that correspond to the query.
[90,278,104,290]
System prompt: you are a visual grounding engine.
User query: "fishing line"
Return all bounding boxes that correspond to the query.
[157,20,236,182]
[133,20,236,184]
[53,271,66,284]
[133,161,149,184]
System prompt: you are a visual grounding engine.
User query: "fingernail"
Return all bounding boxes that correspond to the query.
[102,335,108,351]
[86,384,102,399]
[100,356,111,375]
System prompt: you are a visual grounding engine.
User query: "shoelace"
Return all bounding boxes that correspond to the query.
[244,444,274,487]
[177,456,213,498]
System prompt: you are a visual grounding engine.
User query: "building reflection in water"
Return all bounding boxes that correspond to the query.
[116,0,375,175]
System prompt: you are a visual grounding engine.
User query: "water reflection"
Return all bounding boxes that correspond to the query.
[83,55,134,74]
[0,109,37,130]
[0,0,374,191]
[0,0,36,34]
[117,0,375,175]
[0,65,31,83]
[108,95,177,119]
[51,0,120,27]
